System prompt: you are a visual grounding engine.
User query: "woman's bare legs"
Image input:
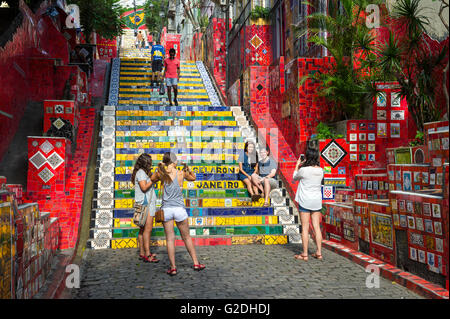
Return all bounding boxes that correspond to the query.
[300,212,311,256]
[163,220,176,268]
[176,219,200,265]
[251,174,264,194]
[143,212,154,257]
[311,212,323,257]
[138,228,144,256]
[242,178,255,196]
[263,178,272,204]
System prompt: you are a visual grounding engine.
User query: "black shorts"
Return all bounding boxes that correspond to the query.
[152,59,163,72]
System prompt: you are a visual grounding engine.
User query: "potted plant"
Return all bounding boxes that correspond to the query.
[375,0,448,131]
[250,5,271,25]
[294,0,384,122]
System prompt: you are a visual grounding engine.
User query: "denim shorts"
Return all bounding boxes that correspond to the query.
[298,205,320,213]
[166,78,178,86]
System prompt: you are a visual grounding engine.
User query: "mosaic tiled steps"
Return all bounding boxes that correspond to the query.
[89,58,300,249]
[118,60,212,106]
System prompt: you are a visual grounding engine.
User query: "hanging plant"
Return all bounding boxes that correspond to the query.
[250,5,271,20]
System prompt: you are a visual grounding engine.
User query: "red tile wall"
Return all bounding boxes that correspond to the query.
[0,2,83,161]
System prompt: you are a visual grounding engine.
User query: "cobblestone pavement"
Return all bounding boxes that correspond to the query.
[72,244,423,299]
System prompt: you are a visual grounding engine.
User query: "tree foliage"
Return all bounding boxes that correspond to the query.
[376,0,449,131]
[144,0,168,39]
[295,0,383,121]
[67,0,125,43]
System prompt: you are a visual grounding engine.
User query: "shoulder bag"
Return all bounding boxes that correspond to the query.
[133,193,149,228]
[154,182,165,223]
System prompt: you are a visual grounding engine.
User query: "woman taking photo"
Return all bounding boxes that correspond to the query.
[292,147,324,261]
[238,141,260,201]
[131,153,159,263]
[151,152,205,275]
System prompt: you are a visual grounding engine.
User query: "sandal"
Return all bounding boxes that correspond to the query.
[139,253,156,260]
[143,255,160,263]
[263,202,270,207]
[167,268,177,276]
[312,253,323,260]
[193,264,206,271]
[294,254,308,261]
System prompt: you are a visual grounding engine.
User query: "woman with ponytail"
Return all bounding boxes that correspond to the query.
[131,153,159,263]
[151,152,206,276]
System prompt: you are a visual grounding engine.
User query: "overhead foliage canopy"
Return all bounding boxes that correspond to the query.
[67,0,125,42]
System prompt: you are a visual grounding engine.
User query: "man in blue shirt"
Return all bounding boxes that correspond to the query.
[150,41,165,87]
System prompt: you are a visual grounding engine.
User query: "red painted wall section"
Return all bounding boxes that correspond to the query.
[245,24,272,67]
[203,18,228,99]
[270,57,334,157]
[0,2,75,161]
[161,27,182,60]
[96,37,117,61]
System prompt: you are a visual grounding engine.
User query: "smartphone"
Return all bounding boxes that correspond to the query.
[300,154,305,161]
[182,162,187,171]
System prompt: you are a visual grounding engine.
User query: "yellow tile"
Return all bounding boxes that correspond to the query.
[112,238,137,249]
[264,235,288,245]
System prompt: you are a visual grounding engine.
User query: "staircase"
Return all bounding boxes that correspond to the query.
[87,55,301,249]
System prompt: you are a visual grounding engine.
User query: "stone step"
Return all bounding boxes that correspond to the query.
[93,215,288,226]
[92,198,290,209]
[110,180,262,191]
[86,234,290,249]
[114,105,229,111]
[118,100,213,106]
[91,206,286,218]
[112,136,245,143]
[91,224,286,238]
[112,173,242,181]
[108,188,288,199]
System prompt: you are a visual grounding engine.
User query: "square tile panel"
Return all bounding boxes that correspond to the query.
[39,140,54,154]
[321,139,348,168]
[46,152,64,170]
[29,151,47,170]
[38,167,54,183]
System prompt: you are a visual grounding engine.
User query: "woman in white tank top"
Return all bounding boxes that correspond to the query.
[292,147,324,262]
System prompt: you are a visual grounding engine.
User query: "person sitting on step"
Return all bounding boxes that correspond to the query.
[251,145,278,207]
[150,152,206,276]
[164,48,180,106]
[131,153,159,263]
[238,141,260,202]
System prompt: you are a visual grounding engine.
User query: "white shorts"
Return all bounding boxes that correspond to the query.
[162,206,188,222]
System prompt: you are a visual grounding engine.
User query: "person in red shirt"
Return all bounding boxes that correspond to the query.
[163,48,180,106]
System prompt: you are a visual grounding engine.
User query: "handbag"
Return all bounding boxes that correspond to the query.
[154,182,165,223]
[133,194,149,228]
[159,81,166,95]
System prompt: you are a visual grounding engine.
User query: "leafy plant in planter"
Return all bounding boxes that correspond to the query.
[409,131,424,147]
[375,0,449,132]
[250,5,271,20]
[295,0,384,121]
[312,122,345,140]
